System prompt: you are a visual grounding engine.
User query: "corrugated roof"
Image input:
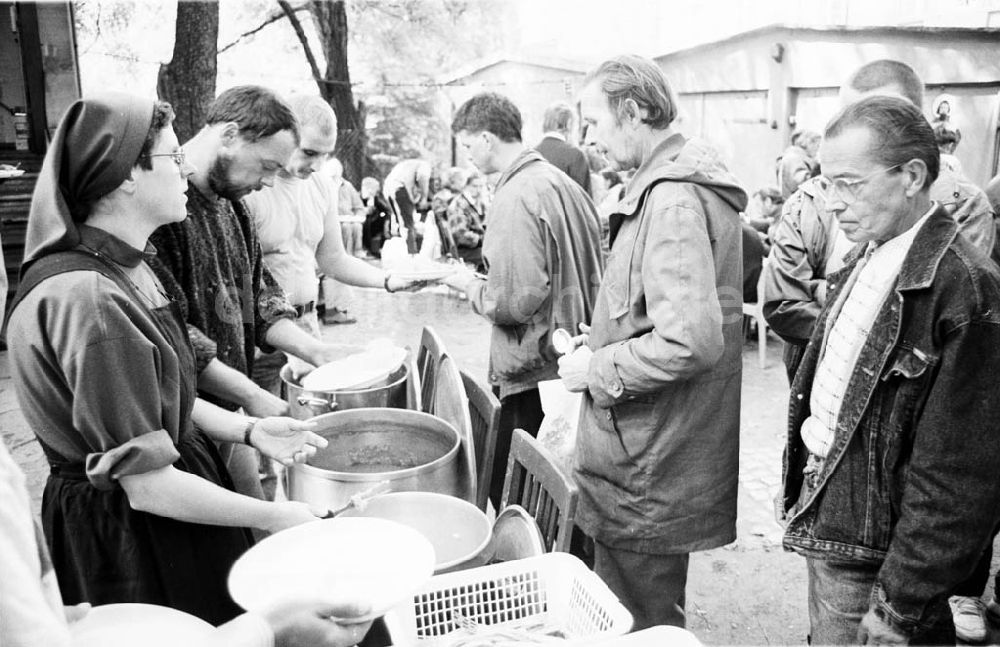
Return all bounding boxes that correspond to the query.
[439,54,592,85]
[655,23,1000,61]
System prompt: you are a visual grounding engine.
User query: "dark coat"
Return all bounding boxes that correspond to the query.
[574,133,747,554]
[535,135,592,195]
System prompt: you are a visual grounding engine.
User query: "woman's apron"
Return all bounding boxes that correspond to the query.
[9,250,254,626]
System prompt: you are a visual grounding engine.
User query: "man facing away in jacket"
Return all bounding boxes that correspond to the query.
[535,101,592,195]
[442,92,603,510]
[559,55,745,631]
[778,95,1000,645]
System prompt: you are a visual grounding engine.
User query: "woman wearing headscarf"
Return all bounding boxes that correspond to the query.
[4,93,328,625]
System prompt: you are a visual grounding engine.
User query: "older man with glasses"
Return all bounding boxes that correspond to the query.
[776,94,1000,645]
[763,60,994,383]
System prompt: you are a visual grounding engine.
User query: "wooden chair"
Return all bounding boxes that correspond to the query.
[432,355,477,504]
[460,369,500,512]
[500,428,578,553]
[742,256,770,370]
[416,325,447,413]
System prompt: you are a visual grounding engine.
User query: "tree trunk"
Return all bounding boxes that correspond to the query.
[157,1,219,143]
[308,0,370,183]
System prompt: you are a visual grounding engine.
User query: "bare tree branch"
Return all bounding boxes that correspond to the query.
[218,4,309,54]
[278,0,324,91]
[354,0,407,21]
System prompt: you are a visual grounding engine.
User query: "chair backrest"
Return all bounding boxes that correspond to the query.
[742,255,769,312]
[416,326,447,413]
[501,428,578,553]
[405,352,421,411]
[757,255,769,306]
[460,369,500,512]
[433,355,477,504]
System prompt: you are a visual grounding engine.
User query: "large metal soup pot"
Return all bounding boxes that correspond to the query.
[286,408,473,510]
[280,362,408,419]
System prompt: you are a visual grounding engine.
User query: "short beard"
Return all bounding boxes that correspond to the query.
[207,153,249,201]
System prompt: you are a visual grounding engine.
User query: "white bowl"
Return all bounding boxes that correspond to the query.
[70,603,214,647]
[228,517,435,622]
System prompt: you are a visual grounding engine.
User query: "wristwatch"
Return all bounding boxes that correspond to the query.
[384,272,397,293]
[243,417,260,446]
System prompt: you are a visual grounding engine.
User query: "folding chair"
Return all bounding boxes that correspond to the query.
[501,428,578,553]
[416,325,447,413]
[432,355,476,504]
[460,369,500,512]
[405,351,421,411]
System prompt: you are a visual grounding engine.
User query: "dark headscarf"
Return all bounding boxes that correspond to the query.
[23,93,154,266]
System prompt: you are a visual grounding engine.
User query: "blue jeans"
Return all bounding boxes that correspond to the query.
[806,558,954,645]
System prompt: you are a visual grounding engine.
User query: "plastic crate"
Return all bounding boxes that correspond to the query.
[384,553,633,646]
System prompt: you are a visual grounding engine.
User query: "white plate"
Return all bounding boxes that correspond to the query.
[301,345,407,392]
[392,266,456,282]
[491,504,546,562]
[228,517,435,622]
[71,603,214,647]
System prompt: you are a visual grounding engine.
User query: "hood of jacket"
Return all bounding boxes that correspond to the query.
[618,133,748,217]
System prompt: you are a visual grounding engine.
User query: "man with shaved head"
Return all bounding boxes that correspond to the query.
[842,59,925,106]
[243,94,419,395]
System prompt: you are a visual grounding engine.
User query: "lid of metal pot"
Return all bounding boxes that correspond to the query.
[301,344,408,392]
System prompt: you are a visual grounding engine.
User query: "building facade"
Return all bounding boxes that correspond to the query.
[0,1,81,319]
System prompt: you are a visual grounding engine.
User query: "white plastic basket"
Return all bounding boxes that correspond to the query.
[384,553,633,646]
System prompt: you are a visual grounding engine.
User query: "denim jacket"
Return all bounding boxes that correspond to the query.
[778,205,1000,637]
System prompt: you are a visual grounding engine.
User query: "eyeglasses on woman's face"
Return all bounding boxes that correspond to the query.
[142,150,186,167]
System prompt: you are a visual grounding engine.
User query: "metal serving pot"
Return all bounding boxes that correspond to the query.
[286,408,473,511]
[280,363,408,419]
[340,492,493,574]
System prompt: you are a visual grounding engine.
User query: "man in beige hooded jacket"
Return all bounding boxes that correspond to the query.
[561,55,746,631]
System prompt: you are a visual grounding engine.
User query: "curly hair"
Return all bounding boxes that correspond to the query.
[135,100,175,171]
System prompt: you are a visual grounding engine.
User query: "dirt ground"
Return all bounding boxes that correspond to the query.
[3,284,999,645]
